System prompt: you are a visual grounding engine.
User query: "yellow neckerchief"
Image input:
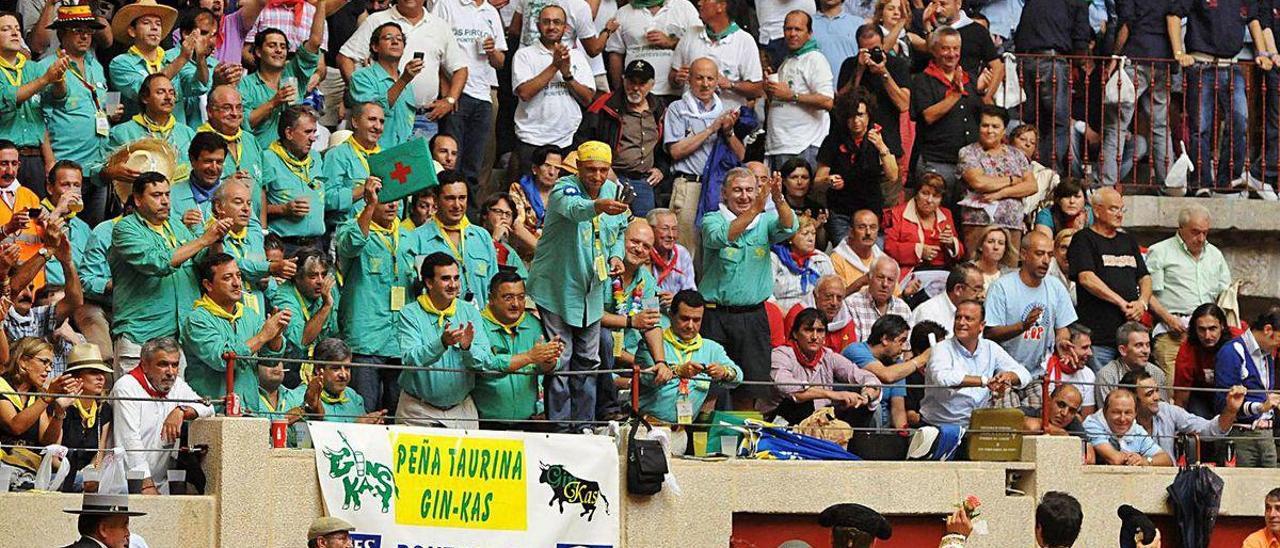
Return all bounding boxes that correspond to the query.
[368,219,400,274]
[346,136,381,174]
[0,52,27,87]
[193,294,244,323]
[132,113,176,137]
[145,218,179,249]
[220,222,250,259]
[663,328,703,365]
[257,385,281,412]
[292,285,318,322]
[269,140,317,190]
[320,388,349,404]
[72,399,99,428]
[198,123,243,165]
[0,375,31,410]
[41,197,76,220]
[432,214,470,261]
[480,306,525,337]
[128,45,164,74]
[416,294,457,328]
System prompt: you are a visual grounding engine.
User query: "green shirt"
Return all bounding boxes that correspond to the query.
[240,384,307,446]
[42,210,91,287]
[320,387,367,423]
[0,55,50,147]
[527,176,627,328]
[263,144,327,238]
[181,293,280,400]
[177,53,217,127]
[603,267,660,357]
[167,178,219,229]
[319,140,371,228]
[82,217,120,300]
[222,219,272,303]
[41,54,107,179]
[638,336,741,424]
[348,64,415,149]
[700,210,797,306]
[107,118,196,167]
[474,311,544,421]
[407,221,498,307]
[273,281,341,360]
[239,47,319,148]
[334,218,415,357]
[198,128,266,187]
[108,213,201,343]
[1145,235,1232,317]
[107,47,210,125]
[398,297,492,408]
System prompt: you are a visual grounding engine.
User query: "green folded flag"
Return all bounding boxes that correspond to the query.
[368,137,438,203]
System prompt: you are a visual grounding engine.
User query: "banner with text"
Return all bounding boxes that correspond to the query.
[309,422,620,548]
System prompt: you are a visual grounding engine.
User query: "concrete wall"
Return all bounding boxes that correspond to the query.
[12,418,1280,547]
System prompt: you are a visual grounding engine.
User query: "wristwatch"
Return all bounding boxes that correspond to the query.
[37,248,50,259]
[444,96,456,105]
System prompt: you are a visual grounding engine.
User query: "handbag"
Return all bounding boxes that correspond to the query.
[994,52,1026,109]
[1104,56,1137,105]
[626,417,667,496]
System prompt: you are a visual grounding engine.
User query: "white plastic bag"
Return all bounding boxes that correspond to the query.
[1104,56,1137,105]
[994,52,1026,109]
[33,445,70,490]
[1164,141,1193,196]
[97,447,129,495]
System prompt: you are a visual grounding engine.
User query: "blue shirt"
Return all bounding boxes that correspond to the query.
[983,272,1077,377]
[663,95,723,175]
[980,0,1025,40]
[1082,411,1163,459]
[842,341,906,430]
[1215,330,1275,422]
[1116,0,1174,58]
[812,8,862,78]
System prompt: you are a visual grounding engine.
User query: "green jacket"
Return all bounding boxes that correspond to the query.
[196,127,265,188]
[398,297,491,408]
[319,140,370,228]
[319,387,367,423]
[107,47,210,124]
[603,266,660,358]
[107,118,196,169]
[82,217,120,301]
[348,64,415,149]
[181,294,282,400]
[262,144,327,238]
[335,218,415,357]
[0,54,51,147]
[221,218,272,303]
[638,335,741,424]
[108,213,201,343]
[474,311,544,421]
[273,281,341,360]
[700,210,797,306]
[42,209,91,287]
[528,176,626,328]
[40,54,106,179]
[407,221,498,307]
[239,47,319,148]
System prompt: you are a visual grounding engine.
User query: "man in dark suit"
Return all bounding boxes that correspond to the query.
[62,493,146,548]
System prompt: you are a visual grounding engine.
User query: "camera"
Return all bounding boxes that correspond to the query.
[867,47,886,64]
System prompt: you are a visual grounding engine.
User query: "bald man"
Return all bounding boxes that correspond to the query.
[600,220,668,420]
[1066,188,1151,372]
[844,255,911,343]
[784,275,858,352]
[1023,384,1095,464]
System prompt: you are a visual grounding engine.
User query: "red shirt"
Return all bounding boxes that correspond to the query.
[1174,325,1246,389]
[782,303,858,353]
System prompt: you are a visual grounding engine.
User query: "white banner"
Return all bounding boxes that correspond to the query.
[309,422,620,548]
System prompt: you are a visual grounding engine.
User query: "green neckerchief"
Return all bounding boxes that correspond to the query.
[706,21,741,42]
[631,0,664,8]
[790,38,820,57]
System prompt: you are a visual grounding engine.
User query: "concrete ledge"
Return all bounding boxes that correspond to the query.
[1123,195,1280,232]
[3,490,215,547]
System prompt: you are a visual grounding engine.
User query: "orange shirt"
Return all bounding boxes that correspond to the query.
[1243,528,1280,548]
[0,185,46,288]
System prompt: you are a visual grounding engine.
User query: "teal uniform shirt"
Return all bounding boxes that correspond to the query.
[274,280,341,360]
[82,217,121,301]
[240,384,306,446]
[347,65,415,149]
[221,219,272,303]
[398,297,492,408]
[176,53,217,127]
[638,335,741,424]
[320,387,367,422]
[180,293,280,399]
[474,311,545,421]
[700,210,798,306]
[262,144,327,238]
[167,178,220,228]
[41,54,107,180]
[0,54,50,146]
[41,205,91,287]
[320,140,374,228]
[107,117,196,169]
[603,267,660,357]
[495,240,528,279]
[239,47,319,148]
[407,220,497,307]
[106,47,208,123]
[196,127,266,189]
[108,213,201,343]
[528,176,626,328]
[334,217,414,357]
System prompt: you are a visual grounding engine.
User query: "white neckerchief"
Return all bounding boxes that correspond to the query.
[945,10,973,29]
[717,203,761,232]
[0,179,18,208]
[832,240,882,272]
[680,89,723,122]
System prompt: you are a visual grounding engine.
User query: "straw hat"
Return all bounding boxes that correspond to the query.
[104,138,187,204]
[327,129,354,150]
[550,151,579,175]
[64,343,112,375]
[48,2,105,30]
[111,0,178,46]
[64,493,147,516]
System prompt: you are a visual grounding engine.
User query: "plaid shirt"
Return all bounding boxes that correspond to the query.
[4,305,76,376]
[843,289,910,344]
[244,2,329,52]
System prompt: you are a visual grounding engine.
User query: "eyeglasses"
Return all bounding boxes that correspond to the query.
[487,207,513,219]
[498,293,525,303]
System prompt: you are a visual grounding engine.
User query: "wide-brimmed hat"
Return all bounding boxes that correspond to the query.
[48,2,105,30]
[550,151,579,175]
[63,493,148,516]
[64,343,111,375]
[110,0,178,46]
[104,138,187,204]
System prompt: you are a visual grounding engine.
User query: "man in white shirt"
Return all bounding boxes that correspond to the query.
[755,0,814,47]
[921,300,1031,427]
[111,337,214,495]
[510,4,596,176]
[433,0,508,185]
[669,0,763,111]
[910,263,981,334]
[604,0,700,96]
[763,10,833,169]
[337,0,469,140]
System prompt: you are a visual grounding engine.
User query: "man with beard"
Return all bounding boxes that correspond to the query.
[475,271,562,429]
[109,172,232,373]
[408,171,499,307]
[105,74,198,181]
[111,336,214,494]
[582,59,668,217]
[322,102,384,228]
[181,253,291,400]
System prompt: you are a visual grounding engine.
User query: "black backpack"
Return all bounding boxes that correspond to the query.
[626,418,667,496]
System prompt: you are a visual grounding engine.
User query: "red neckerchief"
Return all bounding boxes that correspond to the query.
[267,0,306,26]
[790,248,816,269]
[924,61,970,96]
[493,238,509,265]
[1046,353,1079,384]
[129,366,169,399]
[650,247,682,285]
[788,340,825,369]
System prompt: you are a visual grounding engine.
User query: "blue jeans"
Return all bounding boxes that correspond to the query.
[1253,65,1280,182]
[1100,63,1171,186]
[350,354,400,415]
[619,175,656,218]
[1089,344,1118,373]
[827,213,851,248]
[539,307,601,433]
[1186,63,1248,189]
[767,146,819,171]
[596,327,623,418]
[1022,57,1071,172]
[446,94,494,185]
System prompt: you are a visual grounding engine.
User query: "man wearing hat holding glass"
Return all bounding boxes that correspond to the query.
[107,0,210,124]
[528,140,631,432]
[62,492,146,548]
[307,516,355,548]
[581,59,668,218]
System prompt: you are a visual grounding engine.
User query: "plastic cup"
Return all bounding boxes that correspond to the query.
[283,77,299,104]
[721,435,737,458]
[0,467,12,493]
[271,419,289,448]
[82,467,101,493]
[104,91,121,111]
[126,470,146,494]
[476,35,490,55]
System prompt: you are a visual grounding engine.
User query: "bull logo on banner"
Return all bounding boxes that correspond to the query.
[538,462,611,521]
[323,431,397,512]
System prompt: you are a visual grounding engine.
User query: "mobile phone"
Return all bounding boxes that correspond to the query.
[413,51,425,61]
[618,182,637,205]
[26,208,41,220]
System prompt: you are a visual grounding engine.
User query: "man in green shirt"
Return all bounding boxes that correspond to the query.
[0,12,67,193]
[637,290,741,425]
[347,21,417,149]
[181,252,290,400]
[313,338,388,424]
[263,105,327,252]
[274,246,340,386]
[528,141,629,432]
[107,0,208,124]
[476,270,562,428]
[199,85,266,226]
[398,252,492,429]
[240,2,324,147]
[321,101,380,230]
[335,178,414,415]
[109,171,232,373]
[700,166,796,409]
[103,74,197,185]
[598,219,668,419]
[42,15,112,221]
[170,132,255,230]
[40,161,93,288]
[241,359,323,447]
[407,171,497,307]
[209,178,289,311]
